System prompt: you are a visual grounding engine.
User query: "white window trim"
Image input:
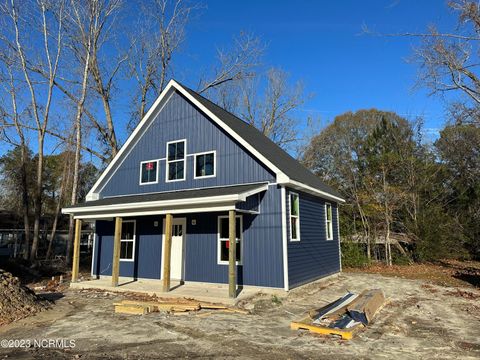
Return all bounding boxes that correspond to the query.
[289,191,300,242]
[193,150,216,179]
[217,215,243,266]
[325,203,334,241]
[120,220,136,262]
[165,139,187,183]
[139,159,160,185]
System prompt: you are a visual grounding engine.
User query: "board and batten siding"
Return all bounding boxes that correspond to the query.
[99,91,275,198]
[92,187,285,288]
[185,187,284,288]
[286,189,340,288]
[93,216,163,279]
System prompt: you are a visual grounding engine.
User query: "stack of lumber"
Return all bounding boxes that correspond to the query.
[291,289,385,340]
[113,298,249,316]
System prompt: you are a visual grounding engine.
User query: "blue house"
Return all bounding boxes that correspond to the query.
[63,80,345,298]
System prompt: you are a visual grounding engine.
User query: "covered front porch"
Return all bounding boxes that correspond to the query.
[62,183,269,299]
[69,277,284,305]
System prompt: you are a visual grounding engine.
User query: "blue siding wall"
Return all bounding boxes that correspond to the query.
[185,186,283,287]
[286,189,340,288]
[99,91,275,197]
[93,216,163,278]
[92,187,284,288]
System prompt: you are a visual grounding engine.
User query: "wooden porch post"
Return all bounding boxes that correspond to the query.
[111,217,122,287]
[162,213,173,292]
[71,219,82,282]
[229,209,236,298]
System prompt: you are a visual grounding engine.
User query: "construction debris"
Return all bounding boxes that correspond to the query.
[0,269,50,326]
[291,289,386,340]
[113,298,249,316]
[347,289,385,325]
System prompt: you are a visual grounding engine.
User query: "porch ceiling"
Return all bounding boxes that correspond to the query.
[62,183,268,219]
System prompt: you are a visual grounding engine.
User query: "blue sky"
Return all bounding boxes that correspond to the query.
[160,0,458,142]
[1,0,460,158]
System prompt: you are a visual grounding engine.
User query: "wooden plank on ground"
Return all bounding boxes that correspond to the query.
[347,289,385,324]
[115,304,149,315]
[291,317,363,340]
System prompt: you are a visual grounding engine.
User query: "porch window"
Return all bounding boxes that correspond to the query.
[166,139,186,181]
[326,203,333,240]
[194,151,215,178]
[140,160,158,184]
[120,220,135,261]
[217,215,242,265]
[290,192,300,241]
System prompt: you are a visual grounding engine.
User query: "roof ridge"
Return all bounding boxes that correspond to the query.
[172,79,344,201]
[174,80,303,163]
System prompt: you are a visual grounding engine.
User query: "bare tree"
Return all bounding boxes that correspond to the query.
[198,32,264,94]
[1,0,65,260]
[241,68,307,148]
[367,0,480,126]
[0,60,31,259]
[63,0,95,264]
[46,151,71,259]
[128,0,200,130]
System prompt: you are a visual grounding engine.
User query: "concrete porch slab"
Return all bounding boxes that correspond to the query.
[70,277,285,305]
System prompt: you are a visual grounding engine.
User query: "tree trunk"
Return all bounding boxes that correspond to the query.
[20,144,31,260]
[46,156,69,259]
[67,46,90,265]
[30,134,45,261]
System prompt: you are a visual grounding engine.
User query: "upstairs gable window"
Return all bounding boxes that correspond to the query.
[166,140,186,182]
[194,151,215,178]
[140,160,158,184]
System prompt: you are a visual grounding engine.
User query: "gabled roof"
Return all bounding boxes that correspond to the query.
[86,80,344,203]
[181,85,344,201]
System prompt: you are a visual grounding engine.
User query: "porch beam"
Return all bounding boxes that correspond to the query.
[162,213,173,292]
[111,217,122,287]
[229,209,236,298]
[71,219,82,282]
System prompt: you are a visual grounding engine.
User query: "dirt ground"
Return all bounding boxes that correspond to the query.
[0,270,479,360]
[346,259,480,288]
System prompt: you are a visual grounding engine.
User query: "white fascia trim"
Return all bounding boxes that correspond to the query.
[87,89,175,199]
[280,186,289,291]
[63,194,241,214]
[73,205,236,220]
[64,184,268,215]
[283,179,345,203]
[238,183,269,200]
[101,181,270,200]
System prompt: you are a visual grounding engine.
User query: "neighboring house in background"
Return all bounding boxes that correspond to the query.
[63,80,344,297]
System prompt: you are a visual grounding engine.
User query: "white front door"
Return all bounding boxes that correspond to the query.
[162,217,186,281]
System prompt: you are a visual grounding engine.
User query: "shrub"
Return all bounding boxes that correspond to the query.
[341,241,370,268]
